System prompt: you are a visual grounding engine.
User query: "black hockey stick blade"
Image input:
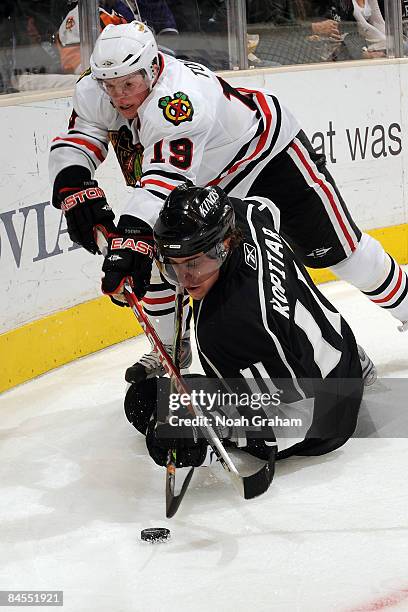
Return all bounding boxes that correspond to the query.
[166,465,195,518]
[242,448,276,500]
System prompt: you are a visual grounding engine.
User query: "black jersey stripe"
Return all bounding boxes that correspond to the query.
[148,281,174,292]
[382,277,408,309]
[363,256,395,297]
[145,188,167,200]
[247,364,274,394]
[222,95,282,195]
[49,143,97,171]
[246,204,307,394]
[142,169,186,182]
[214,117,265,182]
[143,298,189,317]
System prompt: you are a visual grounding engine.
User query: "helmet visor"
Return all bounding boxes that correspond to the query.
[156,243,228,287]
[97,70,150,97]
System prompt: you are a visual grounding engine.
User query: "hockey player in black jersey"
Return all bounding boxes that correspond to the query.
[123,183,375,469]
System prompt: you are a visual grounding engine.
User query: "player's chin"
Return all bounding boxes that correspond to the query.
[185,285,207,300]
[118,105,138,119]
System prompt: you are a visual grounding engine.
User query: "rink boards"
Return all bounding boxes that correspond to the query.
[1,58,408,392]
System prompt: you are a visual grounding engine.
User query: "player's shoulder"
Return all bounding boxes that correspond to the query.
[73,69,117,125]
[138,54,216,137]
[229,196,280,234]
[243,196,281,233]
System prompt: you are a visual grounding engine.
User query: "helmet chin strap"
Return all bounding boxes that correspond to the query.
[149,62,160,91]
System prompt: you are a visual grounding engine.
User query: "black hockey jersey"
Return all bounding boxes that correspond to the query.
[192,196,363,451]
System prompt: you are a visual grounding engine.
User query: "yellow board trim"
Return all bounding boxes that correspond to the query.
[1,297,142,394]
[1,223,407,394]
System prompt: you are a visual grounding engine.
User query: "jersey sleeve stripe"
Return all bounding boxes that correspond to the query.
[68,130,109,150]
[49,143,97,171]
[382,278,408,309]
[142,294,175,305]
[52,136,106,163]
[142,169,186,182]
[209,91,273,186]
[209,94,282,196]
[363,256,395,296]
[371,266,403,304]
[141,178,176,191]
[143,297,189,318]
[144,189,167,201]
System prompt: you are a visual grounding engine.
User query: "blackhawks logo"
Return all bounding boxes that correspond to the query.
[109,127,144,186]
[158,91,194,126]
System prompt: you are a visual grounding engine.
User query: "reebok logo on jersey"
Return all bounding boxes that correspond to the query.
[244,243,257,270]
[158,91,194,126]
[61,187,105,212]
[111,238,153,257]
[262,228,289,320]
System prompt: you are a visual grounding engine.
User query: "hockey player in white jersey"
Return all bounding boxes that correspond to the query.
[49,21,408,383]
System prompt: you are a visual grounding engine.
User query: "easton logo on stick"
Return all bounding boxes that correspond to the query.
[158,92,194,126]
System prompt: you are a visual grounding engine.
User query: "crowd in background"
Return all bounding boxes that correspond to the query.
[0,0,397,94]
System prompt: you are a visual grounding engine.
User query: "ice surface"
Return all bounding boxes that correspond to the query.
[1,277,408,612]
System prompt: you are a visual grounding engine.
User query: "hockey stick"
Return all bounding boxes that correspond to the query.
[165,284,195,518]
[123,281,275,502]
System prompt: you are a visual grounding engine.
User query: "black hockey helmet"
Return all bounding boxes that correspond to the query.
[154,183,235,259]
[153,183,235,286]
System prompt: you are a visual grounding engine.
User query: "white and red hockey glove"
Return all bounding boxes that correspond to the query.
[101,215,154,305]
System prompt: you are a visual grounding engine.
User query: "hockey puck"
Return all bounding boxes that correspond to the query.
[141,528,170,543]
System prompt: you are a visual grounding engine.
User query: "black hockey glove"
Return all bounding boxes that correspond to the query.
[124,378,207,468]
[101,214,154,305]
[146,415,208,468]
[52,166,115,254]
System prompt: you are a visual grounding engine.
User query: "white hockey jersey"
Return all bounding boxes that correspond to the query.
[49,53,300,228]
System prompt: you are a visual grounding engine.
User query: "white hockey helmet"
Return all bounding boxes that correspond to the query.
[90,21,158,84]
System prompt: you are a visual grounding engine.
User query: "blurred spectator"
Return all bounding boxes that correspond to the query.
[57,1,179,75]
[135,0,179,35]
[351,0,386,57]
[2,0,68,91]
[0,1,16,92]
[57,2,130,74]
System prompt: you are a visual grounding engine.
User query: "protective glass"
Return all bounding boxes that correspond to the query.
[97,70,149,97]
[156,243,229,287]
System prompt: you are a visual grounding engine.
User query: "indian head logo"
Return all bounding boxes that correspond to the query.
[109,127,144,187]
[158,92,194,126]
[65,16,75,31]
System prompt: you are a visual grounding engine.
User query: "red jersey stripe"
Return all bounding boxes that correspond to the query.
[290,141,357,252]
[52,136,106,163]
[141,178,176,191]
[371,267,403,304]
[143,294,176,305]
[209,90,272,186]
